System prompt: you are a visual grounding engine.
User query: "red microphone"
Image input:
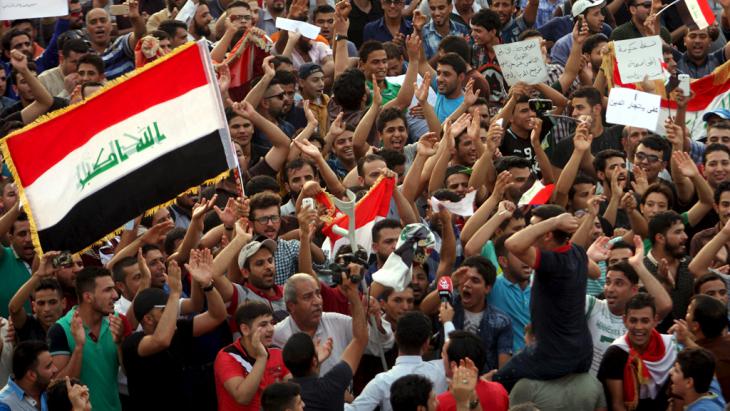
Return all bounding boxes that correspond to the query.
[437,276,453,304]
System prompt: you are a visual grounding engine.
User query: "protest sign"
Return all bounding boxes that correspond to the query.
[614,36,664,83]
[0,0,68,20]
[276,17,321,39]
[606,87,661,131]
[493,39,548,86]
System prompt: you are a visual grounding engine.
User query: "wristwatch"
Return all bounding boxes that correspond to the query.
[335,34,349,42]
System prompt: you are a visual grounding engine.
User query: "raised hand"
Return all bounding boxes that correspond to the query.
[573,122,593,152]
[214,197,244,228]
[554,213,580,232]
[109,314,124,344]
[250,326,268,359]
[328,113,345,138]
[35,251,61,279]
[216,64,231,93]
[9,50,28,72]
[412,10,427,32]
[262,55,276,78]
[414,71,432,104]
[529,117,543,148]
[439,301,454,323]
[192,194,217,222]
[302,100,319,127]
[230,100,257,118]
[167,260,183,295]
[587,236,610,262]
[66,377,91,411]
[141,220,175,244]
[672,151,699,179]
[463,78,477,106]
[619,191,637,211]
[315,337,334,363]
[334,0,351,34]
[450,359,478,406]
[405,34,421,62]
[235,218,254,244]
[467,109,481,141]
[371,75,382,107]
[491,170,514,200]
[293,138,323,161]
[417,132,439,157]
[185,248,215,286]
[630,166,648,196]
[627,235,645,266]
[497,200,516,218]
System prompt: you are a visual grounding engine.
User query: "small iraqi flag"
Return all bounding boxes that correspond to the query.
[676,0,715,30]
[1,41,237,253]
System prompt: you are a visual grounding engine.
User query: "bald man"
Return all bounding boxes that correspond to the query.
[84,0,146,79]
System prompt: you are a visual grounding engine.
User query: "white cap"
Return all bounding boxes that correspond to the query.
[572,0,605,16]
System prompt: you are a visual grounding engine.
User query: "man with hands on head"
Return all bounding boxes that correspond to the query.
[122,248,227,410]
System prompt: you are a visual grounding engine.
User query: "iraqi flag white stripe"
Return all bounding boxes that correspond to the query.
[26,83,228,230]
[656,88,730,139]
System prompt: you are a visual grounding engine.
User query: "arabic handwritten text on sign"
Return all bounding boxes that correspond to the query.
[606,87,661,131]
[493,39,548,86]
[0,0,68,20]
[614,36,664,83]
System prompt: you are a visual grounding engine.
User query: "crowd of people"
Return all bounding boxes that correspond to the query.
[1,0,730,409]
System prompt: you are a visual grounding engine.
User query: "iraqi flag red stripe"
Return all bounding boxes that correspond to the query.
[6,43,209,186]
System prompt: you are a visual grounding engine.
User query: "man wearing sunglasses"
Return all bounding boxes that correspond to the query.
[609,0,671,43]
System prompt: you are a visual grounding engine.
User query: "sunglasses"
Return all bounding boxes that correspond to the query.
[635,152,660,163]
[265,92,285,100]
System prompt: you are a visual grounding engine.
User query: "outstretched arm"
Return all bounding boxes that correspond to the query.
[505,213,580,267]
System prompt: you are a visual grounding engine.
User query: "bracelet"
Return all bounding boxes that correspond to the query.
[202,281,215,292]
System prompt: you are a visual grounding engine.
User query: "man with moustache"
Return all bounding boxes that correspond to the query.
[0,207,35,318]
[257,0,286,34]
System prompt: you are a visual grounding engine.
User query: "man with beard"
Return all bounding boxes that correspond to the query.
[190,0,215,42]
[54,254,83,312]
[169,193,196,230]
[591,149,630,229]
[0,341,58,410]
[48,267,127,411]
[585,238,671,376]
[257,0,286,34]
[215,301,289,411]
[158,19,190,49]
[644,211,694,331]
[274,274,395,376]
[0,207,35,318]
[671,26,730,78]
[366,219,402,283]
[245,62,296,149]
[433,53,467,122]
[147,0,187,31]
[123,249,226,410]
[420,0,469,59]
[690,182,730,257]
[84,1,146,80]
[9,252,68,343]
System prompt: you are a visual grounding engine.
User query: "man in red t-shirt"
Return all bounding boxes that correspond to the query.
[215,301,290,411]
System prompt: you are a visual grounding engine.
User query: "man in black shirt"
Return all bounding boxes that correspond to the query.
[549,87,624,173]
[500,95,539,175]
[598,293,676,411]
[283,268,367,411]
[494,205,595,391]
[121,249,227,410]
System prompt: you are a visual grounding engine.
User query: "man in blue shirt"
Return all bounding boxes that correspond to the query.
[490,0,538,43]
[549,0,606,66]
[363,0,413,43]
[489,234,532,352]
[0,341,58,411]
[433,53,467,122]
[420,0,470,59]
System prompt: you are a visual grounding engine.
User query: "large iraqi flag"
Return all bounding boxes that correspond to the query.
[1,41,237,253]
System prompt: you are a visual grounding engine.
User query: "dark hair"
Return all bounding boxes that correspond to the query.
[714,181,730,204]
[373,219,402,242]
[494,235,510,258]
[273,70,297,86]
[228,0,250,9]
[690,294,727,339]
[380,149,406,170]
[75,266,112,301]
[610,239,636,254]
[446,330,487,371]
[437,52,467,75]
[283,158,316,183]
[150,29,170,41]
[517,29,541,41]
[333,68,366,110]
[395,312,432,354]
[390,375,433,411]
[582,33,608,54]
[606,261,639,284]
[0,120,25,138]
[235,300,273,327]
[641,183,675,209]
[312,4,336,20]
[249,192,283,217]
[376,107,406,133]
[271,55,294,70]
[34,278,63,298]
[61,38,89,58]
[245,175,280,196]
[638,135,671,162]
[432,189,461,202]
[571,86,603,108]
[1,29,31,53]
[47,378,84,411]
[625,292,656,316]
[282,332,316,377]
[708,120,730,133]
[357,153,386,177]
[568,173,597,200]
[592,149,626,173]
[141,243,161,258]
[694,272,726,295]
[532,204,571,243]
[498,207,524,231]
[471,8,502,32]
[438,36,471,63]
[163,227,186,256]
[495,156,531,174]
[262,382,301,411]
[9,212,28,235]
[359,40,386,62]
[110,258,138,287]
[460,256,497,286]
[12,340,48,380]
[81,81,104,98]
[77,53,104,75]
[382,42,403,60]
[648,210,682,245]
[158,19,188,38]
[676,348,716,394]
[704,143,730,164]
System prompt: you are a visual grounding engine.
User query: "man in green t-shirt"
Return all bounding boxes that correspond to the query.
[0,205,35,317]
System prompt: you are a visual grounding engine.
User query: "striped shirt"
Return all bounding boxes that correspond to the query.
[102,33,135,80]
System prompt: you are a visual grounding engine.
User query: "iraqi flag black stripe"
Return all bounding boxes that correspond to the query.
[37,131,229,252]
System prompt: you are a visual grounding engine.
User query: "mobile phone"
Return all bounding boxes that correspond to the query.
[678,74,690,97]
[52,251,73,268]
[110,4,130,16]
[495,118,504,127]
[529,98,553,115]
[302,197,315,210]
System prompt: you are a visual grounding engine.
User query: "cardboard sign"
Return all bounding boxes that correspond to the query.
[0,0,68,20]
[607,87,661,131]
[493,39,548,86]
[614,36,664,83]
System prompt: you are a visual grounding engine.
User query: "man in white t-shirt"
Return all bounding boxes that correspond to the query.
[585,236,672,375]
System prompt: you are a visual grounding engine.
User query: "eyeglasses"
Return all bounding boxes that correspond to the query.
[635,152,660,163]
[254,215,281,224]
[230,14,252,21]
[265,92,285,100]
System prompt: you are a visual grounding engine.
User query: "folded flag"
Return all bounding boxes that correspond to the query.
[317,176,395,258]
[518,181,555,206]
[223,28,271,101]
[1,41,237,253]
[372,223,436,292]
[676,0,715,30]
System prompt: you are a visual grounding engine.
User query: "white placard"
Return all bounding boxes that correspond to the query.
[175,0,196,25]
[0,0,68,20]
[430,191,476,217]
[614,36,664,83]
[386,74,437,108]
[493,39,548,86]
[276,17,321,40]
[606,87,661,131]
